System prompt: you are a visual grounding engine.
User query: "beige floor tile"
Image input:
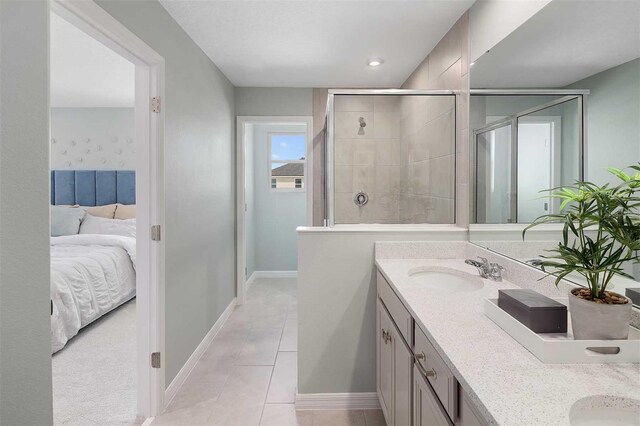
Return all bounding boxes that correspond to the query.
[217,365,273,403]
[312,410,366,426]
[260,404,313,426]
[236,327,283,366]
[279,318,298,352]
[266,352,297,403]
[165,375,226,412]
[206,398,265,426]
[152,401,214,425]
[363,410,386,426]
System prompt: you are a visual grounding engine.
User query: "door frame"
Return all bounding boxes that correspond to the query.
[236,116,313,305]
[51,0,166,417]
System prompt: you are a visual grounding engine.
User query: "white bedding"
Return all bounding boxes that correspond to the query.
[51,234,136,353]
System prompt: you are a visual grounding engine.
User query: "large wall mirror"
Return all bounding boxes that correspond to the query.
[468,1,640,307]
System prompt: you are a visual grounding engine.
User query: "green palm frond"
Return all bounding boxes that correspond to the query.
[523,162,640,299]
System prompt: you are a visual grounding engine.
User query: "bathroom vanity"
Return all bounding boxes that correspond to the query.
[377,269,483,425]
[376,266,484,426]
[374,242,640,426]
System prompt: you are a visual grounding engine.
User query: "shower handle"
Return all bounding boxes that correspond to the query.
[354,191,369,207]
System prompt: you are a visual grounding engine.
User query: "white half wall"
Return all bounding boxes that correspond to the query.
[297,226,467,394]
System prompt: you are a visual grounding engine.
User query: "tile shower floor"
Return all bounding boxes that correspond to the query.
[151,277,386,426]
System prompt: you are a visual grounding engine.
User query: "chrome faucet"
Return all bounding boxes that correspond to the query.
[465,257,505,281]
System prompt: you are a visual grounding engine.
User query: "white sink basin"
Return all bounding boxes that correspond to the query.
[570,396,640,425]
[406,267,483,292]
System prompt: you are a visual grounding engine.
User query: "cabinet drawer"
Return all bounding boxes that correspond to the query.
[377,270,412,344]
[414,325,457,421]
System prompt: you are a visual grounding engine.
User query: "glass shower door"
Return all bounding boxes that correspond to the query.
[475,123,515,224]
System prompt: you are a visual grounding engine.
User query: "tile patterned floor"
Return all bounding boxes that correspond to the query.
[151,278,385,426]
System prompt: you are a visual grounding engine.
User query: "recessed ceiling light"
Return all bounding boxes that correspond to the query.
[368,58,384,67]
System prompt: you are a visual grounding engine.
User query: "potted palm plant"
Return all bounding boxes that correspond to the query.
[524,163,640,340]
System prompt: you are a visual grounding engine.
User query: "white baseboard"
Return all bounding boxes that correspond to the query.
[295,392,380,410]
[253,270,298,279]
[164,297,237,407]
[245,271,296,293]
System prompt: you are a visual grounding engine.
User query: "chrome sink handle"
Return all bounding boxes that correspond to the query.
[465,257,491,278]
[489,263,505,281]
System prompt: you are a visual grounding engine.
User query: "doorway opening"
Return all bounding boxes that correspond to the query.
[50,0,165,421]
[236,117,313,305]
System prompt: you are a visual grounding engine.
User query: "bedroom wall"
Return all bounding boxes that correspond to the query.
[0,1,53,424]
[50,107,135,170]
[95,0,236,386]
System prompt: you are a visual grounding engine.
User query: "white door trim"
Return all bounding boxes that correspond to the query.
[51,0,166,417]
[236,116,313,305]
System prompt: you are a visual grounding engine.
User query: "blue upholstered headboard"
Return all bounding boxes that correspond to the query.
[50,170,135,206]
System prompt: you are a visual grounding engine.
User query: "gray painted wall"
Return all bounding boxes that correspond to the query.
[50,108,135,170]
[297,229,467,394]
[96,0,236,385]
[567,58,640,186]
[235,87,312,116]
[252,124,307,272]
[0,1,53,424]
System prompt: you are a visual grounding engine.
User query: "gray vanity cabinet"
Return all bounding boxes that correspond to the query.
[377,270,487,426]
[377,298,413,426]
[377,299,395,420]
[413,365,451,426]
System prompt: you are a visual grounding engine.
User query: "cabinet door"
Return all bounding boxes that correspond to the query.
[377,299,394,422]
[394,329,412,426]
[413,366,451,426]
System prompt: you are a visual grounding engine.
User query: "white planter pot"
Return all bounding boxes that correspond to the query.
[568,289,633,340]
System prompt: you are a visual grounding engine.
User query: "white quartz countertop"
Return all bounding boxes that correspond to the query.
[375,258,640,426]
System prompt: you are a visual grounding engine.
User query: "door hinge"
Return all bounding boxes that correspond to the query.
[151,352,161,368]
[151,225,161,241]
[151,96,161,113]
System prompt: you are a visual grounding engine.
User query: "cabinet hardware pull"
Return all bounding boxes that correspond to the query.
[381,328,392,344]
[414,353,437,380]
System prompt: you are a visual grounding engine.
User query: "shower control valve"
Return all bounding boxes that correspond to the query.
[353,191,369,207]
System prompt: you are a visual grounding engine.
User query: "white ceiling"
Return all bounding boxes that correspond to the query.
[471,0,640,88]
[50,13,135,108]
[158,0,475,88]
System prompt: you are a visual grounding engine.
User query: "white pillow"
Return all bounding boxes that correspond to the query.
[51,206,86,236]
[79,215,136,238]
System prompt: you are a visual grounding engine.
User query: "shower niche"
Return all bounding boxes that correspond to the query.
[325,90,457,225]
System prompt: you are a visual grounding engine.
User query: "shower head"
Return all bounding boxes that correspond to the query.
[358,117,366,135]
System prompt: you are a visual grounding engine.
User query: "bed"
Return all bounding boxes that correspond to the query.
[50,170,137,353]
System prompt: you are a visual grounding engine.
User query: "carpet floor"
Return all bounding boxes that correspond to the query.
[52,298,142,425]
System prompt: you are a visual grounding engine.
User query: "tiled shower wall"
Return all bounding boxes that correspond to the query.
[313,11,470,226]
[399,96,455,223]
[334,95,401,223]
[402,11,470,227]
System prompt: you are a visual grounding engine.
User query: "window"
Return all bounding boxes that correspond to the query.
[269,133,306,191]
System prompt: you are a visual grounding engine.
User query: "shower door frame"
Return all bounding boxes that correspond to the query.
[325,89,458,227]
[469,90,589,225]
